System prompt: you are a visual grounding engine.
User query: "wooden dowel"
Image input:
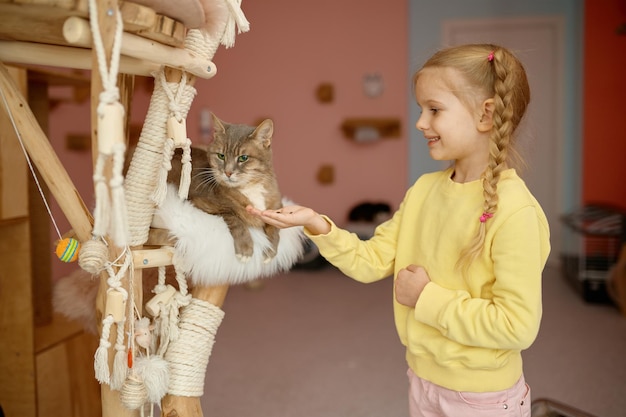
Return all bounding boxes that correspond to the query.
[63,16,217,79]
[0,41,161,77]
[132,247,174,268]
[0,62,93,242]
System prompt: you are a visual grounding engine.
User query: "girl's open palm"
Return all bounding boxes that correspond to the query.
[247,205,331,234]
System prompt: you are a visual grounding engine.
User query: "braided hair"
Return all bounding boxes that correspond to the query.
[414,44,531,271]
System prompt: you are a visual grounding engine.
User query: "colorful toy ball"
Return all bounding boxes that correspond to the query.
[55,237,80,262]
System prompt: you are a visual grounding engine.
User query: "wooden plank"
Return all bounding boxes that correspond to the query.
[34,313,84,354]
[0,1,185,48]
[119,1,157,31]
[0,66,28,220]
[0,219,36,417]
[66,331,101,417]
[137,14,185,48]
[15,0,77,10]
[35,328,101,417]
[36,343,73,417]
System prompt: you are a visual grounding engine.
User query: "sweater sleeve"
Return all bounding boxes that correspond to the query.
[305,210,401,283]
[414,206,550,350]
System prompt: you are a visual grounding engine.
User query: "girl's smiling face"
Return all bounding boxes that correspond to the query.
[414,67,493,181]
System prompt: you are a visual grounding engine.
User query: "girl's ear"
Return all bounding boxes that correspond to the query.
[477,98,495,132]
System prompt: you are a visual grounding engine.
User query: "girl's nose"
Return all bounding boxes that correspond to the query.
[415,114,427,131]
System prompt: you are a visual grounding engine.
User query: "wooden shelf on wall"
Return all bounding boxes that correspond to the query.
[340,117,401,142]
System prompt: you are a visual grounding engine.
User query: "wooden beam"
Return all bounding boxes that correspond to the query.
[0,40,163,77]
[0,62,93,242]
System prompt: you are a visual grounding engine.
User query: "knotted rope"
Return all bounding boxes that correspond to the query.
[94,249,132,385]
[88,0,130,247]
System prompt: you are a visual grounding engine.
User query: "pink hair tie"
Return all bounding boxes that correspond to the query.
[479,212,494,223]
[487,51,495,62]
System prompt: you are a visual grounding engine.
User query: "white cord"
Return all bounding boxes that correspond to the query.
[0,85,62,239]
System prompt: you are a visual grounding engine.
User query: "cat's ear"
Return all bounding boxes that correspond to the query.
[211,112,226,135]
[252,119,274,148]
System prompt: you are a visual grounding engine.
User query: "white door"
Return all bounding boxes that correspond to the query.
[442,17,564,265]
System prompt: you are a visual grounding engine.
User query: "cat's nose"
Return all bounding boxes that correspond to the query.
[225,171,233,178]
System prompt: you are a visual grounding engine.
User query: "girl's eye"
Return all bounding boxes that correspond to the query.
[216,153,225,160]
[430,108,439,114]
[238,155,249,163]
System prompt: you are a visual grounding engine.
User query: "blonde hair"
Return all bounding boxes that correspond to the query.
[413,44,531,271]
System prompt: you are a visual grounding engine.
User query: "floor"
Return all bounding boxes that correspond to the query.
[199,264,626,417]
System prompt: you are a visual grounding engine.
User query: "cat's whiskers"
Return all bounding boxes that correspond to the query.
[192,168,219,192]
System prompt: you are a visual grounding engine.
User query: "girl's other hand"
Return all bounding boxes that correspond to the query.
[246,205,331,235]
[395,264,431,307]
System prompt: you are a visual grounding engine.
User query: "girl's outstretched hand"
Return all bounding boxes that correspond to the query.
[246,205,331,235]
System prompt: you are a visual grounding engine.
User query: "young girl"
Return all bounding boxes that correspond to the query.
[248,43,550,417]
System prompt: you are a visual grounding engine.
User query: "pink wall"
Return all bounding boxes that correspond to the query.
[188,0,409,220]
[47,1,409,279]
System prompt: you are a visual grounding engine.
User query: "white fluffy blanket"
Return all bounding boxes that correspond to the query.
[153,185,305,286]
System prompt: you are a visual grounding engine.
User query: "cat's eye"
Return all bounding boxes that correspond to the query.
[237,155,249,163]
[216,153,225,160]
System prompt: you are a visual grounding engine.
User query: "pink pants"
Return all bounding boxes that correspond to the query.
[407,369,531,417]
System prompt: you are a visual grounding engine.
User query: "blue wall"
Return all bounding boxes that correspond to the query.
[407,0,584,211]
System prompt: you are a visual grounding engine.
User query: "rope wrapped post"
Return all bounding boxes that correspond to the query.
[161,285,229,417]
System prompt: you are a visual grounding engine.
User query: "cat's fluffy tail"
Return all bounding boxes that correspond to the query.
[53,269,100,334]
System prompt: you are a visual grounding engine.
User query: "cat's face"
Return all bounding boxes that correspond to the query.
[206,115,274,188]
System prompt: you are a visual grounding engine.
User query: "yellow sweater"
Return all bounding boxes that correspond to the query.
[307,168,550,392]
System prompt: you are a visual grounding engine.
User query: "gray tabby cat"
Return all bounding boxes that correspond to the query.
[169,113,282,263]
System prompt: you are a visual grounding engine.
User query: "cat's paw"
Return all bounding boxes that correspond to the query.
[263,248,277,264]
[236,253,252,263]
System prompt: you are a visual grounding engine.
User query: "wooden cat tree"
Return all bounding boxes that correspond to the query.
[0,0,256,416]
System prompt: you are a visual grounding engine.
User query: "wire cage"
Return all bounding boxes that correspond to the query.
[560,204,625,303]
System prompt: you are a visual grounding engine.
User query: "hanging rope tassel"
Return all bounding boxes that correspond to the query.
[178,138,193,200]
[110,318,129,390]
[109,142,130,247]
[94,314,114,384]
[221,0,250,48]
[92,153,111,239]
[152,137,175,206]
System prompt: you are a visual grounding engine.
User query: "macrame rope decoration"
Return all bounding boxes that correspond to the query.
[88,0,130,248]
[94,249,132,385]
[148,263,192,358]
[151,71,194,204]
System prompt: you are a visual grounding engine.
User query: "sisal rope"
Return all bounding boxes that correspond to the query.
[164,298,225,396]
